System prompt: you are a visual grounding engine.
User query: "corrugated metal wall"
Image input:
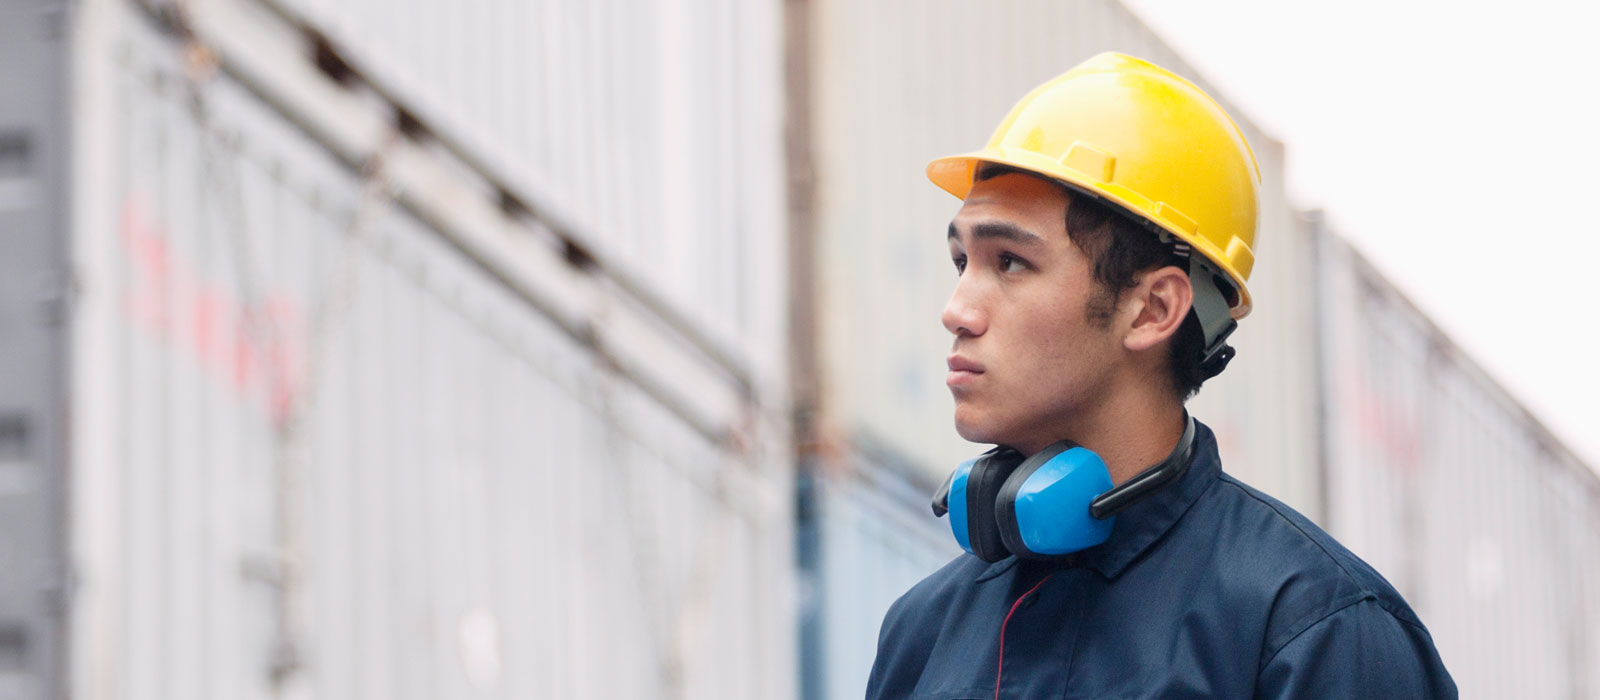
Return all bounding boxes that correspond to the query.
[252,0,786,360]
[63,1,793,698]
[805,2,1319,697]
[1315,229,1600,700]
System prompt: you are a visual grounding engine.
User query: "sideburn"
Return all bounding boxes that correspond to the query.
[1084,284,1119,330]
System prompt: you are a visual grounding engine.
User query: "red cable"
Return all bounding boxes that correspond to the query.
[994,574,1053,700]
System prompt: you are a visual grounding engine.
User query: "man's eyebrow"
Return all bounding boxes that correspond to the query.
[948,220,1046,246]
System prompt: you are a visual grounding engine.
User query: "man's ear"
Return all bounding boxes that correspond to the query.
[1122,266,1193,352]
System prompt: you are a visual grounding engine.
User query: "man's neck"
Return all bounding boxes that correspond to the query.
[1085,399,1188,486]
[1026,381,1188,486]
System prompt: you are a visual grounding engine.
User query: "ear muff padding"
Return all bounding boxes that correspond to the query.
[996,442,1069,558]
[963,448,1021,563]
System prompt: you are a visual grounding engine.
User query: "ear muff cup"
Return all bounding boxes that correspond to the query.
[996,442,1115,559]
[962,448,1021,563]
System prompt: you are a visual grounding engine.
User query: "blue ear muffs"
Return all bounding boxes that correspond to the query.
[932,414,1198,562]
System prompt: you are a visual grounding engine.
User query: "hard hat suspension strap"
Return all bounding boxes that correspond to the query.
[1188,255,1238,380]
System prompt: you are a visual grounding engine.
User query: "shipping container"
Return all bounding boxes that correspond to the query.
[1313,223,1600,699]
[225,0,789,358]
[2,0,795,697]
[801,1,1321,696]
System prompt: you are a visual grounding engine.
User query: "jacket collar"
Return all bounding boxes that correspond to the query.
[973,419,1222,583]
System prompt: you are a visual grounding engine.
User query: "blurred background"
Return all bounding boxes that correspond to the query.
[1,0,1596,698]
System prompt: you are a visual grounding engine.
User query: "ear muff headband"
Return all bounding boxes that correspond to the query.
[1087,413,1197,519]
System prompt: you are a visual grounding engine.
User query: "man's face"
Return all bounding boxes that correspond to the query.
[943,173,1124,453]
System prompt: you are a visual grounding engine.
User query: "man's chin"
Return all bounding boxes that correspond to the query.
[953,412,1008,447]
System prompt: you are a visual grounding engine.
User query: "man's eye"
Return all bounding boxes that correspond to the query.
[998,253,1027,273]
[952,255,967,274]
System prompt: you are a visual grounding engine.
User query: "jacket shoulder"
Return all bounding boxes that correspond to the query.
[866,553,991,699]
[1207,473,1428,654]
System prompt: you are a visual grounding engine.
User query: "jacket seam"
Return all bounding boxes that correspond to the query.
[1257,596,1370,671]
[1218,476,1437,666]
[1220,480,1431,634]
[1256,595,1438,671]
[1216,475,1369,589]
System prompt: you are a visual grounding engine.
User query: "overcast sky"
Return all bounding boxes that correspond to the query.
[1122,0,1600,469]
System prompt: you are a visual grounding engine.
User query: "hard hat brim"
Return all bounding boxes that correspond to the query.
[928,148,1253,319]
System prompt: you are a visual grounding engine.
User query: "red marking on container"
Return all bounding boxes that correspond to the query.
[118,194,308,429]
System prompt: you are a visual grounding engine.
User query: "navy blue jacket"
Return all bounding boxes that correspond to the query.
[866,421,1457,699]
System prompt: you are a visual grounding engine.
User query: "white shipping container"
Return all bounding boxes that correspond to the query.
[807,0,1322,519]
[238,0,788,358]
[48,1,796,698]
[1314,228,1600,699]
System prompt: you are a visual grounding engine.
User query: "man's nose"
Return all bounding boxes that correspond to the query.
[941,276,987,338]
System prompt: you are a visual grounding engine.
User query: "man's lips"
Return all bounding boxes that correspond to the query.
[947,355,984,373]
[947,355,984,386]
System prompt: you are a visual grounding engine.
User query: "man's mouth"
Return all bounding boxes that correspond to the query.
[947,355,984,387]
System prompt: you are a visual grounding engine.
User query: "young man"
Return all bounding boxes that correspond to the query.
[865,53,1457,699]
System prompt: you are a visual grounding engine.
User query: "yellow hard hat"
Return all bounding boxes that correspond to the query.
[928,52,1261,320]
